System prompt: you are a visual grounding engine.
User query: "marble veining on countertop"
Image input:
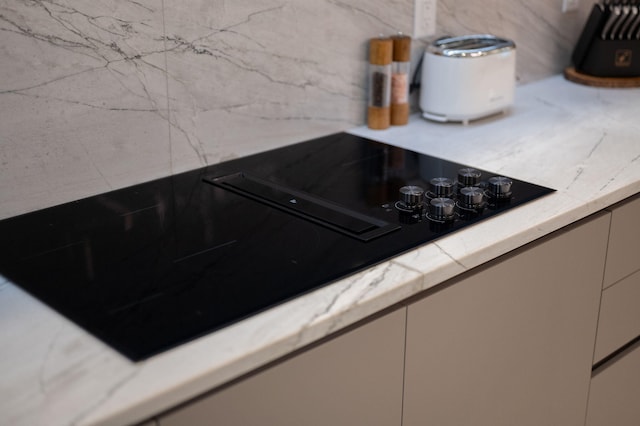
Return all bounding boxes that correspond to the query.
[1,75,640,426]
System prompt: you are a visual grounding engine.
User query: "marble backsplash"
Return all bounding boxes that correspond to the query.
[0,0,591,219]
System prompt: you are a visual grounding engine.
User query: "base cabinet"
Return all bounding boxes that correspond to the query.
[586,342,640,426]
[402,213,610,426]
[157,308,406,426]
[586,194,640,425]
[594,194,640,363]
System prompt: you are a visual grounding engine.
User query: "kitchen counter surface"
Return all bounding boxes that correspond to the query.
[1,75,639,426]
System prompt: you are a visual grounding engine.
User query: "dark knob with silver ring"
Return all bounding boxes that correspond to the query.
[399,185,425,209]
[460,186,484,208]
[488,176,513,199]
[429,197,455,221]
[458,168,482,187]
[429,177,454,198]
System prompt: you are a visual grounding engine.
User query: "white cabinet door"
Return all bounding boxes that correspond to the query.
[403,212,610,426]
[158,308,406,426]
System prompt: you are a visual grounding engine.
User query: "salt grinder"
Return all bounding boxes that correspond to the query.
[391,34,411,125]
[367,36,393,130]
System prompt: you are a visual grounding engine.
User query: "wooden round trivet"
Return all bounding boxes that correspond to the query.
[564,66,640,88]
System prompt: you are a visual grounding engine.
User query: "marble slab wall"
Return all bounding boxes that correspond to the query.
[0,0,591,219]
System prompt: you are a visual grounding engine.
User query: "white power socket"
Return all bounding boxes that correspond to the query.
[413,0,437,39]
[562,0,580,13]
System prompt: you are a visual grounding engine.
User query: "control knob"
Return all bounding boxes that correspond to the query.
[458,168,482,187]
[429,177,454,198]
[429,197,455,221]
[460,186,484,208]
[398,186,425,209]
[488,176,513,199]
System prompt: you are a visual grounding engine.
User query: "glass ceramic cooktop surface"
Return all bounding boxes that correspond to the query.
[0,133,554,360]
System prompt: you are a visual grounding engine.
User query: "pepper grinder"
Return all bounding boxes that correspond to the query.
[367,36,393,130]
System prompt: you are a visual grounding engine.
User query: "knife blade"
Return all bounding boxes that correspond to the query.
[611,5,631,39]
[620,6,638,39]
[627,6,640,38]
[600,6,620,40]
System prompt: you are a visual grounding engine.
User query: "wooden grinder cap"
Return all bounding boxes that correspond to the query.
[392,35,411,62]
[369,37,392,65]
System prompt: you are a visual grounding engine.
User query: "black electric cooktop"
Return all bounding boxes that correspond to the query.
[0,133,554,361]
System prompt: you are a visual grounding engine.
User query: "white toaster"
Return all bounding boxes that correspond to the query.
[419,34,516,124]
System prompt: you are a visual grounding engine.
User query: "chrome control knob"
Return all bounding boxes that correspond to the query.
[460,186,484,208]
[399,186,425,209]
[458,168,481,187]
[429,177,454,198]
[488,176,513,199]
[429,197,455,221]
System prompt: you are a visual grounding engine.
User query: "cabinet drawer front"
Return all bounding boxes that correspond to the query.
[604,194,640,289]
[586,342,640,426]
[594,269,640,363]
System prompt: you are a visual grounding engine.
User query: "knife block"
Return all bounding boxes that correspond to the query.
[575,38,640,77]
[571,4,640,79]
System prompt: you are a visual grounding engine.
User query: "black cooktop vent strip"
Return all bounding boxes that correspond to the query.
[204,172,400,242]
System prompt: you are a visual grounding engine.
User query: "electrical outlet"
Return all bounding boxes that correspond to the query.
[414,0,437,39]
[562,0,580,13]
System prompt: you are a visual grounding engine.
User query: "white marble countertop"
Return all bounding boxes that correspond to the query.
[1,75,639,426]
